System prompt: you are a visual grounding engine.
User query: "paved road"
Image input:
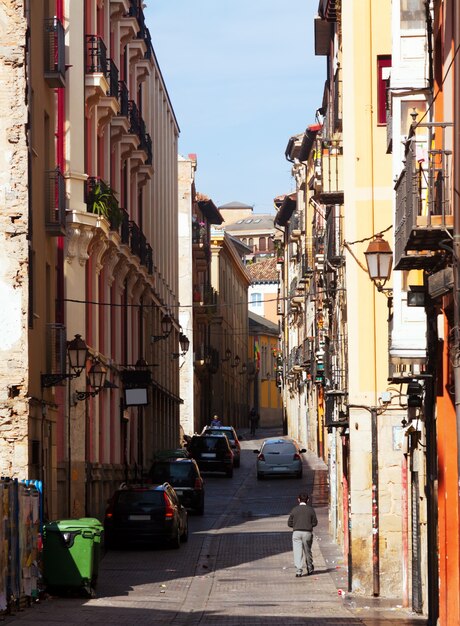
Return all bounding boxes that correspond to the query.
[5,429,428,625]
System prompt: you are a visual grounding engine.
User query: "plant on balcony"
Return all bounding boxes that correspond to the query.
[88,181,122,230]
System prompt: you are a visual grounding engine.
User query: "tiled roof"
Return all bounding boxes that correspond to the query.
[246,257,279,283]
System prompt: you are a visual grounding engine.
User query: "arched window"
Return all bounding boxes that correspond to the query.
[259,237,266,251]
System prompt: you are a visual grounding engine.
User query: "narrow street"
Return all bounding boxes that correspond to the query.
[6,430,427,626]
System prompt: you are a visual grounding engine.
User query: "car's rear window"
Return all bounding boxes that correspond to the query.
[150,462,195,484]
[205,429,235,442]
[190,436,228,451]
[262,442,296,454]
[116,490,163,507]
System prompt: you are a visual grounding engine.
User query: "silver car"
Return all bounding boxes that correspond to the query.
[254,437,306,479]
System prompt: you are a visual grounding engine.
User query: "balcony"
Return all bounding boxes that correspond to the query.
[44,18,65,88]
[325,205,343,267]
[118,209,153,271]
[85,36,119,129]
[299,247,314,283]
[394,122,453,271]
[86,177,121,231]
[193,285,220,321]
[45,169,66,235]
[313,140,343,205]
[288,213,301,242]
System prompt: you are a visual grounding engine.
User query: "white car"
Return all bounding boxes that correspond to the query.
[254,437,306,480]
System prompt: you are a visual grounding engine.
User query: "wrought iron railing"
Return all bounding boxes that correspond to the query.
[128,100,140,137]
[45,168,66,234]
[44,18,65,87]
[106,59,119,98]
[118,81,129,117]
[85,35,107,74]
[394,121,453,269]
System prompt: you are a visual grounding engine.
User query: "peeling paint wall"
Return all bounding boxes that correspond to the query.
[0,1,29,477]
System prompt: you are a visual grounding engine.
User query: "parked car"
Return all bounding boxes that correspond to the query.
[149,457,205,515]
[153,447,190,460]
[187,434,234,477]
[104,483,188,549]
[253,437,306,479]
[201,425,241,467]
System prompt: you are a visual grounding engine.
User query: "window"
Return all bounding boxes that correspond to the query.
[259,237,266,251]
[401,0,425,30]
[377,56,391,125]
[251,293,262,308]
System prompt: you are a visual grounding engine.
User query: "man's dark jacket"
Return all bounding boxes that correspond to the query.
[287,503,318,531]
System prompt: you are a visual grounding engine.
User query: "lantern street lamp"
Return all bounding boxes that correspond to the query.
[73,360,108,402]
[364,233,393,293]
[231,355,241,368]
[41,333,89,388]
[151,313,173,342]
[172,333,190,359]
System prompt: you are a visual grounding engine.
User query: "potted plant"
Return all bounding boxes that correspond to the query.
[88,179,122,230]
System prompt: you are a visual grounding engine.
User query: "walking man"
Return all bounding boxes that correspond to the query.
[249,408,258,435]
[287,492,318,577]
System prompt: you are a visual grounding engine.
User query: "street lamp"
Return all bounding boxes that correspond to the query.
[221,348,232,363]
[151,313,173,342]
[41,333,89,388]
[231,355,241,368]
[364,233,393,293]
[73,360,107,402]
[240,362,247,375]
[172,333,190,358]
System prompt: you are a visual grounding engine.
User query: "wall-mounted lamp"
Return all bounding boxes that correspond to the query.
[239,362,247,375]
[364,233,393,296]
[231,355,241,368]
[73,361,108,402]
[41,333,89,388]
[151,313,173,343]
[172,333,190,359]
[221,348,232,363]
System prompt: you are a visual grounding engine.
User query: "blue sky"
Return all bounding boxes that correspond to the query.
[144,2,325,214]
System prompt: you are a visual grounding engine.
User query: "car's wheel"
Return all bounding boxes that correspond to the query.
[296,471,303,479]
[257,473,264,481]
[196,504,204,516]
[234,458,240,468]
[181,521,189,543]
[226,468,234,478]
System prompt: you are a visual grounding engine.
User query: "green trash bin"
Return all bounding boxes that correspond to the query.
[43,517,104,594]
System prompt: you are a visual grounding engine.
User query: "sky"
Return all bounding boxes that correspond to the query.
[144,1,325,214]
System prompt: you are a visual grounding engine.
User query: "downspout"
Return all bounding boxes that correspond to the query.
[454,0,460,501]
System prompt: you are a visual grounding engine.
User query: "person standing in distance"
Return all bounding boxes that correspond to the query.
[210,414,221,427]
[287,492,318,577]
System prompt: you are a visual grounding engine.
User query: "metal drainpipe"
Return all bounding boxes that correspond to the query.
[454,0,460,499]
[371,407,380,597]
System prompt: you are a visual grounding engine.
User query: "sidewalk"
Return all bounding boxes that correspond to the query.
[243,427,428,625]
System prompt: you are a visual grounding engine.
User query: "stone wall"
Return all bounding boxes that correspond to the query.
[0,1,29,477]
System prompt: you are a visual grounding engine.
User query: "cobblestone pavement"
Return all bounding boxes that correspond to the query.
[4,428,429,626]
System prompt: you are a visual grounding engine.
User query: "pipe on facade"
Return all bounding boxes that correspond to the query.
[371,407,380,597]
[454,0,460,499]
[402,455,409,607]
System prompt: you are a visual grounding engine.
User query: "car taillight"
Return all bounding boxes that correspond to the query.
[225,451,233,459]
[164,493,174,518]
[258,453,265,461]
[105,506,113,519]
[194,478,203,490]
[293,453,301,460]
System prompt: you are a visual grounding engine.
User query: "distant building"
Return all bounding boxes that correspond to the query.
[246,257,279,325]
[217,201,276,261]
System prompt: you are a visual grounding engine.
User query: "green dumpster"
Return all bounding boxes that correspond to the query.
[42,517,104,594]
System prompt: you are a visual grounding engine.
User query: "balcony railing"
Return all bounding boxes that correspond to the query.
[394,122,453,271]
[120,208,130,245]
[325,205,343,267]
[106,59,119,98]
[118,81,129,117]
[128,100,141,137]
[45,168,66,235]
[44,18,65,87]
[140,132,153,165]
[313,139,343,205]
[85,35,107,74]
